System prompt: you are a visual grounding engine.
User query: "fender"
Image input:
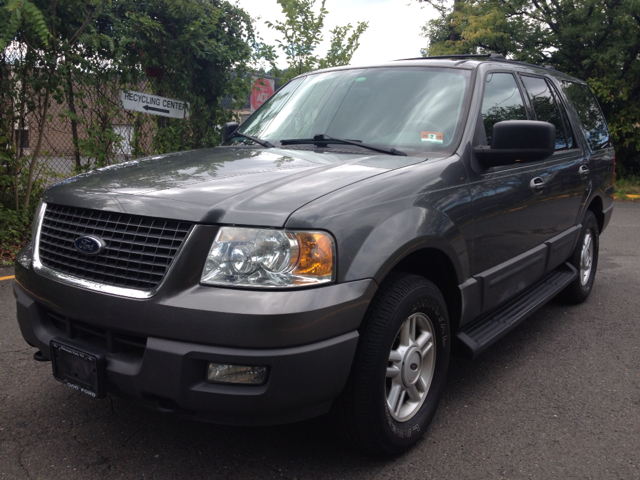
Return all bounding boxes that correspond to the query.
[344,206,467,284]
[285,155,474,285]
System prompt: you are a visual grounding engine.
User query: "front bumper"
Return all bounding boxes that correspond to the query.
[14,234,377,425]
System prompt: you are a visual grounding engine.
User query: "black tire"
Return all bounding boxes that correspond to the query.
[331,272,450,455]
[563,210,599,304]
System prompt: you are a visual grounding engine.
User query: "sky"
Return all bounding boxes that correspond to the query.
[234,0,439,68]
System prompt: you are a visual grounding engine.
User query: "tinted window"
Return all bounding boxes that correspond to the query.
[521,76,570,150]
[561,81,610,150]
[481,73,527,144]
[238,67,471,154]
[555,87,575,149]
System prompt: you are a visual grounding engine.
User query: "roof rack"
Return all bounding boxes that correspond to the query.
[394,53,506,61]
[394,54,561,72]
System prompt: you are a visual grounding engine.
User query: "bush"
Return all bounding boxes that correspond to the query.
[0,160,48,265]
[614,175,640,200]
[0,204,34,265]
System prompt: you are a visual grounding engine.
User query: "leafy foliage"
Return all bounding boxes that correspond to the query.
[0,169,48,265]
[0,0,51,50]
[0,204,31,265]
[420,0,640,174]
[107,0,256,151]
[266,0,328,80]
[318,22,369,70]
[613,175,640,199]
[1,0,258,259]
[266,0,368,83]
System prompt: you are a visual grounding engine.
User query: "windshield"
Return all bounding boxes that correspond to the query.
[235,67,471,155]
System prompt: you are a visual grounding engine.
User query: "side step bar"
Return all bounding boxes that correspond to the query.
[456,262,578,359]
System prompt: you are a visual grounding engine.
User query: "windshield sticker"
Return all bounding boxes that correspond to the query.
[421,131,444,143]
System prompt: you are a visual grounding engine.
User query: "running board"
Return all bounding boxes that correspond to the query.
[456,262,578,359]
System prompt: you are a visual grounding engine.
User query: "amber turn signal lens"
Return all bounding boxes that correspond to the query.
[293,232,334,278]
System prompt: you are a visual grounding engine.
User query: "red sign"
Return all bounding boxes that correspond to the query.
[250,78,274,111]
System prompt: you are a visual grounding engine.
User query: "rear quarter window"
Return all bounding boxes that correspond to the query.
[561,81,610,151]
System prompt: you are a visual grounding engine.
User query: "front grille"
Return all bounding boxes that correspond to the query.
[38,204,193,290]
[45,309,147,358]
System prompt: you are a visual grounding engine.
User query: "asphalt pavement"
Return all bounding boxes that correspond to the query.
[1,201,639,479]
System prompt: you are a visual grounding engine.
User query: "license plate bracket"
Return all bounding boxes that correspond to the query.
[50,339,106,399]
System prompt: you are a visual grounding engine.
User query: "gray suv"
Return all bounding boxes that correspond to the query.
[14,55,614,455]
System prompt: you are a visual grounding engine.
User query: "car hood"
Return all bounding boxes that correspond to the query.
[44,147,426,226]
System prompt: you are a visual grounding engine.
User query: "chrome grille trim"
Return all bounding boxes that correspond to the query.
[33,203,195,299]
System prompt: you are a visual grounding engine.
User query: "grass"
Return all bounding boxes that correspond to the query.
[615,175,640,200]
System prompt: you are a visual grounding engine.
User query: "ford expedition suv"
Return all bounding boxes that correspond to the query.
[14,54,615,455]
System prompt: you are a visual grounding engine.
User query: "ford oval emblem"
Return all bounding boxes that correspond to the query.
[73,236,106,255]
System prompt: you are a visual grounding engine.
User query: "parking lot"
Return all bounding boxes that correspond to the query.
[1,201,639,479]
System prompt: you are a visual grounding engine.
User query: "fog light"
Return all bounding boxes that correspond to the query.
[16,243,33,269]
[206,363,268,385]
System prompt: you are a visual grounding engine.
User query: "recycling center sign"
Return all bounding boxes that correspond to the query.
[120,90,190,119]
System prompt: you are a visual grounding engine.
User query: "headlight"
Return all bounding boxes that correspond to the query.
[201,227,335,288]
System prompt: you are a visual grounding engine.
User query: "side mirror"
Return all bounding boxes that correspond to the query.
[222,122,240,143]
[474,120,556,167]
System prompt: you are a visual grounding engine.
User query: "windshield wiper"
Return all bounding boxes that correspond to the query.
[280,134,407,156]
[233,131,274,148]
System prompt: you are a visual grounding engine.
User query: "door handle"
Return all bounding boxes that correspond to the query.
[530,177,545,194]
[579,164,590,179]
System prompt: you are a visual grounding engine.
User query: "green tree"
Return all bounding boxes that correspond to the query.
[0,0,257,209]
[0,0,50,50]
[0,0,257,261]
[266,0,328,81]
[107,0,257,152]
[266,0,368,83]
[1,0,107,211]
[420,0,640,174]
[318,22,369,70]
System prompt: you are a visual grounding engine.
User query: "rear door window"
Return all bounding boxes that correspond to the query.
[520,75,572,150]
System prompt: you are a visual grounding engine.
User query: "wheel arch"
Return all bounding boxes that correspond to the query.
[340,208,468,335]
[587,194,605,233]
[381,247,463,335]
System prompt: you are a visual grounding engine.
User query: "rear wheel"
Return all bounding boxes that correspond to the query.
[332,273,450,455]
[563,210,599,304]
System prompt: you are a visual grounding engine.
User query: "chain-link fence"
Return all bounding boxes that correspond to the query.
[14,76,184,182]
[1,26,273,260]
[5,66,276,191]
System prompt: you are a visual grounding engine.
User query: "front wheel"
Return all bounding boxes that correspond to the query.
[332,273,450,455]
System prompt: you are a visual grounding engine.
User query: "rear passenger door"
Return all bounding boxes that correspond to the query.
[560,80,615,208]
[518,74,587,272]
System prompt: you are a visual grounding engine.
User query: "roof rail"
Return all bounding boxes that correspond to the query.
[394,53,506,61]
[394,54,561,73]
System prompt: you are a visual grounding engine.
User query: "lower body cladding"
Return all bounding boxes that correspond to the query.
[13,273,375,425]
